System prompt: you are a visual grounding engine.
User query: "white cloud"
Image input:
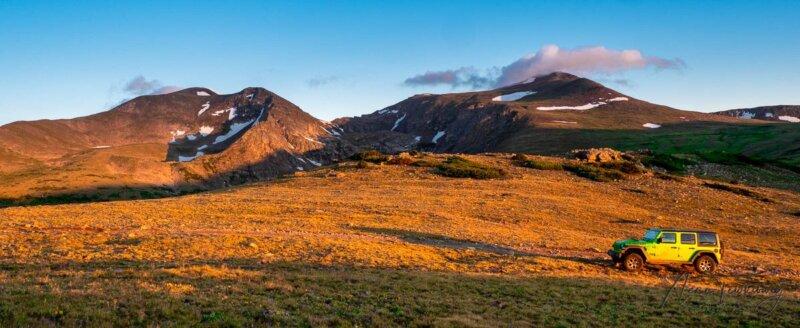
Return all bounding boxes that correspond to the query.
[124,75,181,95]
[496,44,685,86]
[403,67,495,89]
[403,44,685,88]
[306,75,341,88]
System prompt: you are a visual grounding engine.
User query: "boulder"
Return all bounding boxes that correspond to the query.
[572,148,624,163]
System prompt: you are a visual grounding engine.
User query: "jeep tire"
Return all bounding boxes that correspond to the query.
[694,255,717,274]
[622,252,644,272]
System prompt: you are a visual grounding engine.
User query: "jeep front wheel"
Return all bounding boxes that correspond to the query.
[694,255,717,274]
[622,252,644,272]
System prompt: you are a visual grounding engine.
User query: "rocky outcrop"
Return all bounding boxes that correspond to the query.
[571,148,624,163]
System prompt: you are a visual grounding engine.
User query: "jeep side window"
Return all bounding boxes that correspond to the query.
[680,233,696,245]
[659,232,676,244]
[698,233,717,246]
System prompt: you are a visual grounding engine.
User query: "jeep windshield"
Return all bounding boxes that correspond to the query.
[643,229,659,241]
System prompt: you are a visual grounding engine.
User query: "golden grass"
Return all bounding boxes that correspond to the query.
[0,153,798,325]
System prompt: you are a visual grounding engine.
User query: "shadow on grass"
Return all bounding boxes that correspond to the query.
[350,226,612,267]
[352,226,532,256]
[0,147,321,209]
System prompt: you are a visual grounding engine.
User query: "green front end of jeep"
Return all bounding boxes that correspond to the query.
[608,238,654,263]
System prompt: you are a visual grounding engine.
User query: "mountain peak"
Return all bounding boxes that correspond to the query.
[533,71,580,82]
[495,71,603,97]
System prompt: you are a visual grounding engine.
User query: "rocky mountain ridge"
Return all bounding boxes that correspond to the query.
[1,72,796,199]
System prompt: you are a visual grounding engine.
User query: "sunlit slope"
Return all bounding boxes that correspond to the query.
[0,154,798,325]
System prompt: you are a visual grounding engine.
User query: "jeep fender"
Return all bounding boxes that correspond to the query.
[689,251,718,264]
[622,246,647,261]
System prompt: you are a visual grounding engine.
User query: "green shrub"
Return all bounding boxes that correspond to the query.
[387,156,415,166]
[598,161,646,174]
[411,158,439,167]
[511,153,529,161]
[351,150,389,164]
[519,158,564,171]
[564,163,625,182]
[642,153,695,173]
[0,198,15,208]
[435,156,506,179]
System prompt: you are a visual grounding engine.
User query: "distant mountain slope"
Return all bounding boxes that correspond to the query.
[0,146,40,174]
[0,87,351,199]
[0,87,218,160]
[335,72,744,153]
[0,87,311,161]
[715,105,800,123]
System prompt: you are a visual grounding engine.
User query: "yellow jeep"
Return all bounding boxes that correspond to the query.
[608,228,723,274]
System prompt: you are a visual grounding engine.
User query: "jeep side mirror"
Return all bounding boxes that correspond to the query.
[657,237,663,243]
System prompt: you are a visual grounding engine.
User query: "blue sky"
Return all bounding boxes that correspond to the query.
[1,0,799,124]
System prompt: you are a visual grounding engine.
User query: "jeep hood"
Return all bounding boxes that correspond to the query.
[612,238,652,250]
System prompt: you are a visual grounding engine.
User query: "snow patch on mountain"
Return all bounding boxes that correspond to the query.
[607,97,629,102]
[170,130,187,142]
[432,131,446,143]
[492,91,536,102]
[179,151,205,162]
[252,107,266,126]
[537,102,605,111]
[304,136,323,145]
[199,126,214,136]
[198,102,210,116]
[643,123,661,129]
[320,125,341,136]
[391,113,407,131]
[214,120,256,144]
[779,116,800,123]
[197,91,210,96]
[739,111,755,119]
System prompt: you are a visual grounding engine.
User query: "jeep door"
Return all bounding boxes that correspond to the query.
[649,232,679,262]
[678,232,698,262]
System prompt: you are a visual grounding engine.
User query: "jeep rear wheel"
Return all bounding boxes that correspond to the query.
[622,253,644,272]
[694,255,717,274]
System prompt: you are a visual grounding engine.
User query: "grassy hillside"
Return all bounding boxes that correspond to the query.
[1,154,798,326]
[0,143,183,202]
[501,122,800,190]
